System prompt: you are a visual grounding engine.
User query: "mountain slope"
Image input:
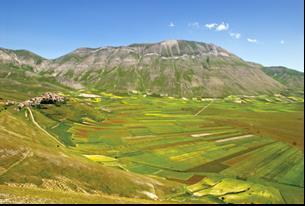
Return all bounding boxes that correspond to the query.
[0,48,46,67]
[0,62,70,101]
[1,40,287,97]
[262,66,304,91]
[0,108,183,202]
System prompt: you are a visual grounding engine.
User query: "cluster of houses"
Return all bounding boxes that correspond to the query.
[16,92,65,110]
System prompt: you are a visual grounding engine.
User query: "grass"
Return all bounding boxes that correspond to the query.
[220,142,304,187]
[187,177,285,204]
[84,155,117,162]
[0,89,304,203]
[0,184,176,204]
[0,109,185,203]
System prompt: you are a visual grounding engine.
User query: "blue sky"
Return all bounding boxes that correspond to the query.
[0,0,304,71]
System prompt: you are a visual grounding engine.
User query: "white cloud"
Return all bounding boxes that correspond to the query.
[280,40,285,44]
[229,32,241,39]
[169,22,175,27]
[205,23,218,30]
[205,22,229,31]
[216,22,229,31]
[188,22,200,29]
[247,38,257,43]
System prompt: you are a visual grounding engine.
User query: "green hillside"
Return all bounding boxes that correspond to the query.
[262,66,304,91]
[1,40,287,97]
[0,87,303,203]
[0,63,69,100]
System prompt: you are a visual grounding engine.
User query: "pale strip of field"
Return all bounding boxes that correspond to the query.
[79,93,101,98]
[216,134,254,143]
[144,113,193,118]
[191,133,212,138]
[84,155,116,162]
[123,135,156,140]
[190,129,237,138]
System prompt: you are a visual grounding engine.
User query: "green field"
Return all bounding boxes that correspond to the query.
[0,91,304,203]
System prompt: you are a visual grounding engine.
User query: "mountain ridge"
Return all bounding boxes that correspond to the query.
[262,66,304,91]
[0,40,303,97]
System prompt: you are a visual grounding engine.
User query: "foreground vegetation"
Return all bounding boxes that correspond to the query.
[0,89,304,203]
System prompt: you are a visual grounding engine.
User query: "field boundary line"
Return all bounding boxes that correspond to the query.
[0,150,33,177]
[194,100,214,116]
[215,134,254,143]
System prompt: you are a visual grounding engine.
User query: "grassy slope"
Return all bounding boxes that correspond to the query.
[262,66,304,91]
[0,63,71,100]
[81,57,284,98]
[0,184,179,204]
[0,107,184,203]
[13,50,45,64]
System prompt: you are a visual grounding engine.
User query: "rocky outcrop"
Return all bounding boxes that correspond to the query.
[17,92,65,110]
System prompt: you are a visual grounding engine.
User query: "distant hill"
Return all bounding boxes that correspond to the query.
[0,40,293,97]
[0,48,45,67]
[262,66,304,91]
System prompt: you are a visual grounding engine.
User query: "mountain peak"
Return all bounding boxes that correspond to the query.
[160,39,179,45]
[0,48,45,65]
[126,39,233,58]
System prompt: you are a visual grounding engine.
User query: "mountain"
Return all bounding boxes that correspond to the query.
[262,66,304,91]
[0,40,292,97]
[0,49,69,100]
[0,48,45,66]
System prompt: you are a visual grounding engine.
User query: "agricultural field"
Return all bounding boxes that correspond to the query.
[0,91,304,204]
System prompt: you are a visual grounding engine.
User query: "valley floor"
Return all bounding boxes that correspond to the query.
[0,91,304,204]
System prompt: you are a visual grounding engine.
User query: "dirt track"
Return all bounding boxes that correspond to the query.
[26,107,65,147]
